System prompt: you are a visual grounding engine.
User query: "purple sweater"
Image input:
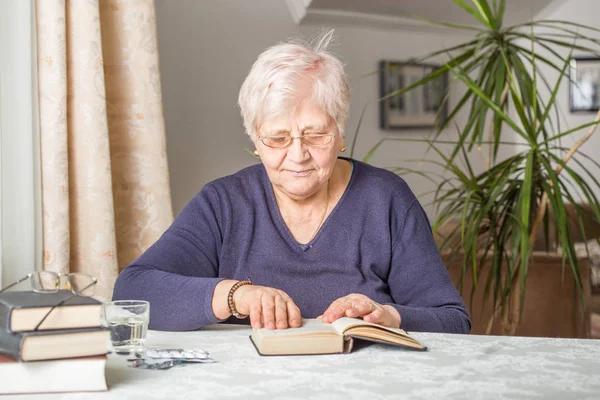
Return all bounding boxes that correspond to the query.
[113,158,471,333]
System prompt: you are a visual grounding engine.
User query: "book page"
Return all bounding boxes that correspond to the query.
[329,317,425,350]
[330,317,410,337]
[255,318,338,338]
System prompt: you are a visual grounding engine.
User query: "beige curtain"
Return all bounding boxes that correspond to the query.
[36,0,173,301]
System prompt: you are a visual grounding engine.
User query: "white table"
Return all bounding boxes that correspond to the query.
[10,325,600,399]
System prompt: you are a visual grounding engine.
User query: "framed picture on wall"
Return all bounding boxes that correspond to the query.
[379,60,448,130]
[570,57,600,112]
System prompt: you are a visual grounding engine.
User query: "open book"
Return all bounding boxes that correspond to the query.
[250,317,427,356]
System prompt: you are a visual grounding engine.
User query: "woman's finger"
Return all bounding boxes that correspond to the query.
[345,300,374,318]
[324,300,356,322]
[323,296,362,322]
[286,299,302,328]
[322,304,346,322]
[274,295,288,329]
[363,307,383,324]
[249,302,263,329]
[261,294,277,330]
[320,300,341,322]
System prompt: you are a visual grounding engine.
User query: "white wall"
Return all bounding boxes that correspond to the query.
[156,0,295,213]
[155,0,473,216]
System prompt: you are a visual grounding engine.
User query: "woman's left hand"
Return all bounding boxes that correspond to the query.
[320,293,401,328]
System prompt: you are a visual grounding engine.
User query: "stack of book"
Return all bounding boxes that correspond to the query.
[0,290,110,395]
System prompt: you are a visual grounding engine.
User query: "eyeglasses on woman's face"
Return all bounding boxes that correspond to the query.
[0,271,97,331]
[257,132,337,149]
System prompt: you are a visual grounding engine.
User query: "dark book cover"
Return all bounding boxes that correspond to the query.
[0,328,23,360]
[0,290,102,331]
[0,326,109,361]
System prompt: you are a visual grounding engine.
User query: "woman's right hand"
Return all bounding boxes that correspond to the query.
[212,280,301,330]
[233,284,302,330]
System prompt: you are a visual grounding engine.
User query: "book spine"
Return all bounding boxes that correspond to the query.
[0,329,23,361]
[0,301,11,331]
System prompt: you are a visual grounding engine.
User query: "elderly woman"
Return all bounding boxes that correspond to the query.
[113,31,471,334]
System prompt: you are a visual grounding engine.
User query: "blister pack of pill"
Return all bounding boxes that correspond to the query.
[144,348,210,361]
[127,348,216,369]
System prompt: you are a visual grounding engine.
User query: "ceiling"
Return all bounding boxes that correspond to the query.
[288,0,559,30]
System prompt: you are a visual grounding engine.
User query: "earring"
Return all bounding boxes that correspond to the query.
[253,150,259,157]
[340,146,346,153]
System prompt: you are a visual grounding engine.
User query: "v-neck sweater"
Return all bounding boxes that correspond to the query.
[113,158,471,333]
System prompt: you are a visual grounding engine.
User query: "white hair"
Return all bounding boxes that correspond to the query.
[238,29,350,140]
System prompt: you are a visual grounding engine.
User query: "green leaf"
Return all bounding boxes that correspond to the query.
[513,43,567,76]
[361,42,480,79]
[454,0,492,27]
[509,32,570,61]
[532,19,600,34]
[530,22,538,134]
[349,102,369,159]
[536,49,573,136]
[519,151,535,279]
[445,60,528,138]
[244,148,259,159]
[535,37,600,54]
[505,52,533,137]
[491,56,507,161]
[546,120,600,143]
[496,0,505,28]
[499,48,533,138]
[548,153,600,216]
[407,13,485,31]
[537,156,582,293]
[471,0,495,28]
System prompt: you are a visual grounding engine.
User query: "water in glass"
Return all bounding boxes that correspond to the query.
[104,300,149,352]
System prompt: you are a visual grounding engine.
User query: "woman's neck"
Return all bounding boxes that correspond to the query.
[273,179,329,220]
[272,159,352,243]
[273,159,351,211]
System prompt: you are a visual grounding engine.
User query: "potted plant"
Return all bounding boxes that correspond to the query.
[352,0,600,336]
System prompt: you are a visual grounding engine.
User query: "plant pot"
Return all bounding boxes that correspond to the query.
[443,252,592,338]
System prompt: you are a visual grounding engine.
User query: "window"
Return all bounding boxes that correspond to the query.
[0,0,41,287]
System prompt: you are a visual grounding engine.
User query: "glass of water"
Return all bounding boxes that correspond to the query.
[104,300,149,353]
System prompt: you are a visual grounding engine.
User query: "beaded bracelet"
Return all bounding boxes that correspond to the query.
[227,279,252,319]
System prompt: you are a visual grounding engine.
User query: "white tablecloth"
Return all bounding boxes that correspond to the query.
[9,325,600,399]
